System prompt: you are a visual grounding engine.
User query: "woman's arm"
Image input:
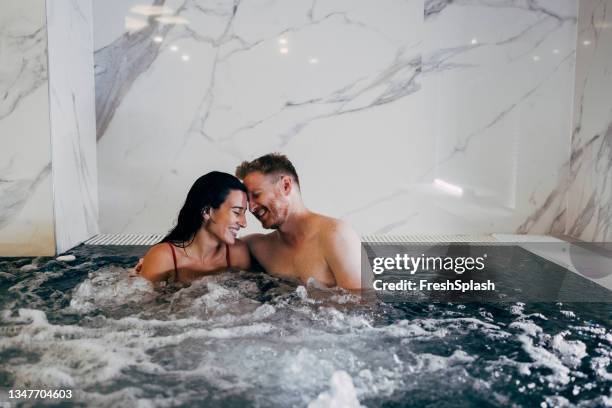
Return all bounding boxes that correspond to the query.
[139,244,176,283]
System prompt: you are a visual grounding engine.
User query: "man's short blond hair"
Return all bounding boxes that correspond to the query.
[235,153,300,187]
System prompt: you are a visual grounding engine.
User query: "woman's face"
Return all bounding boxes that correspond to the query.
[206,189,248,244]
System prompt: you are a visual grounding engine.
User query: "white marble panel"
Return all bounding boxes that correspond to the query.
[337,0,578,235]
[566,0,612,241]
[94,0,580,237]
[0,0,55,256]
[95,0,424,235]
[47,0,99,254]
[418,0,578,235]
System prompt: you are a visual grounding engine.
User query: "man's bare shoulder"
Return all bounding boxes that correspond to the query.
[241,232,276,247]
[312,214,358,240]
[232,238,249,250]
[312,215,362,289]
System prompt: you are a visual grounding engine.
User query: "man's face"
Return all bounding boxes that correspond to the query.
[243,172,289,229]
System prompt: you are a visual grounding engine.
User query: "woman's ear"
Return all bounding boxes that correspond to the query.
[202,206,211,221]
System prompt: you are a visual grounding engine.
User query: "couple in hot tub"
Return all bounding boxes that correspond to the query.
[136,153,363,290]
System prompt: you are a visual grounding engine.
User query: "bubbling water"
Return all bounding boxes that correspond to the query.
[0,252,610,407]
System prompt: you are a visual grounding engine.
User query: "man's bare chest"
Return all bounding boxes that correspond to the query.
[254,239,335,286]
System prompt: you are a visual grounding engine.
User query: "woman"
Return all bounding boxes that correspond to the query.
[139,171,251,284]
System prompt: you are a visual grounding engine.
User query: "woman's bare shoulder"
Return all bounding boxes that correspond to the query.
[141,243,176,282]
[144,243,175,260]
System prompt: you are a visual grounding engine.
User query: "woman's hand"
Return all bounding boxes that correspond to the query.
[129,258,145,277]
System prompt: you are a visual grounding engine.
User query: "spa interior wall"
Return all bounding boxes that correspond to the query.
[0,0,98,256]
[47,0,99,254]
[1,1,608,257]
[566,0,612,242]
[94,0,590,238]
[0,0,54,256]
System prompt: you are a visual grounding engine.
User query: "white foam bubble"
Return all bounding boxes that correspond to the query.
[552,331,587,369]
[0,318,157,389]
[252,304,276,319]
[510,321,543,337]
[68,267,156,313]
[560,310,576,318]
[307,371,361,408]
[56,254,76,262]
[380,319,433,338]
[416,350,475,372]
[18,308,49,326]
[590,356,612,381]
[510,302,525,316]
[517,334,571,386]
[20,263,38,272]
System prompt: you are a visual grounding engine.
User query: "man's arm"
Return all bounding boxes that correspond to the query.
[227,239,252,270]
[242,233,267,272]
[323,220,363,290]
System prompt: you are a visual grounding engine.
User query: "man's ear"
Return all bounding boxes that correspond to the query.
[280,175,292,195]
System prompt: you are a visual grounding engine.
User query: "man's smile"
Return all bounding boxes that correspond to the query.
[255,208,267,219]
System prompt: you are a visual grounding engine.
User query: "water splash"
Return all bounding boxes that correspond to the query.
[0,250,610,407]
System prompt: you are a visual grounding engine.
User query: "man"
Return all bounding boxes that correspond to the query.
[235,153,363,289]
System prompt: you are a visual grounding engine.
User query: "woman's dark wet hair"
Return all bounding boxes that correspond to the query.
[161,171,247,247]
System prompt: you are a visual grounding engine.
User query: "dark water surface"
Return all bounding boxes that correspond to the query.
[0,245,610,407]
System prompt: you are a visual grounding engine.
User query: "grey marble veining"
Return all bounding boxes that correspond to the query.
[95,0,425,234]
[94,0,586,237]
[0,163,50,230]
[566,0,612,241]
[0,0,55,256]
[0,0,99,256]
[568,121,612,240]
[47,0,100,253]
[0,17,47,120]
[95,0,179,139]
[341,0,578,235]
[418,0,577,236]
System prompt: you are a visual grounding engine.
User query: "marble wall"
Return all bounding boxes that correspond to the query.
[94,0,580,237]
[47,0,99,254]
[422,0,577,236]
[0,0,98,256]
[566,0,612,242]
[0,0,55,256]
